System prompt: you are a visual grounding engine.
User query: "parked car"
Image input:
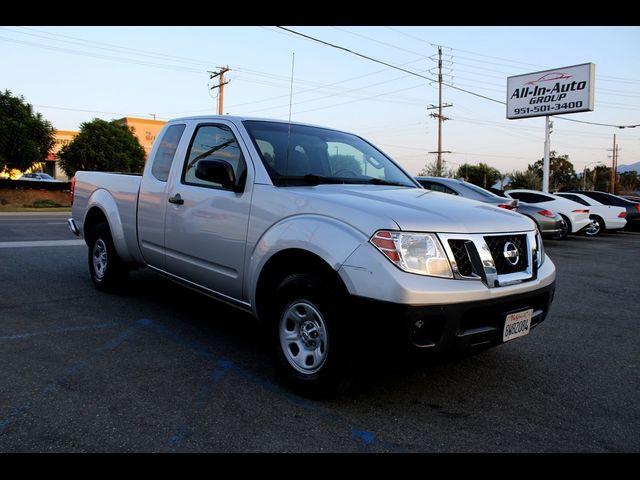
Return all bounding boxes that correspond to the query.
[19,173,62,182]
[554,192,626,235]
[415,176,518,208]
[505,189,593,239]
[620,195,640,203]
[68,116,556,395]
[415,177,564,238]
[565,190,640,232]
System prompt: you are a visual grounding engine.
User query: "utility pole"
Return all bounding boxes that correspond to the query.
[611,133,618,195]
[209,66,231,115]
[607,134,619,194]
[427,46,452,176]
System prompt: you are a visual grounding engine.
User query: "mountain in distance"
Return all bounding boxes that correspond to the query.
[617,161,640,173]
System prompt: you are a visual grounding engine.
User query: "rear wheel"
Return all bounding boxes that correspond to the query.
[87,222,129,292]
[271,273,352,397]
[553,215,571,240]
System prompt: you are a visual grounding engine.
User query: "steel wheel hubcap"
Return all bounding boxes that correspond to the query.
[93,239,108,280]
[279,301,328,375]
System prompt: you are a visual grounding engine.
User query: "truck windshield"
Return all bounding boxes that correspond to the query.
[242,120,416,187]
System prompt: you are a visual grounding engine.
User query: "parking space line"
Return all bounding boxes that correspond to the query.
[0,322,118,342]
[0,319,150,435]
[165,360,233,452]
[144,321,408,452]
[0,240,85,248]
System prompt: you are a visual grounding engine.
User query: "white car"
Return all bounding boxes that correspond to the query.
[19,173,62,182]
[505,189,592,239]
[555,192,627,235]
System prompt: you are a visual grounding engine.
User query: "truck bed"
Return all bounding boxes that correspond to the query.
[72,171,143,262]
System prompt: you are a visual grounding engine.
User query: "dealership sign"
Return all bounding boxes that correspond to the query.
[506,63,595,119]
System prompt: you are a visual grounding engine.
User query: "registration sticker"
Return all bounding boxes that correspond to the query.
[503,309,533,342]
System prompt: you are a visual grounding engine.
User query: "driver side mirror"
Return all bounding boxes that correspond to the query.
[195,159,243,192]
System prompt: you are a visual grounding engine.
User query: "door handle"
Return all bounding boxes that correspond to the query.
[168,193,184,205]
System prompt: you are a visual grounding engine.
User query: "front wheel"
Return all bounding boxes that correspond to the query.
[87,222,129,292]
[271,273,352,396]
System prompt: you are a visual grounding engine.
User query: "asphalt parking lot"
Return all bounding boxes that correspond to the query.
[0,212,638,452]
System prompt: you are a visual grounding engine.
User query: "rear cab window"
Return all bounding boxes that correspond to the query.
[149,124,186,182]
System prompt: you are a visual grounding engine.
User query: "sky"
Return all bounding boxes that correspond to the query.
[1,26,639,175]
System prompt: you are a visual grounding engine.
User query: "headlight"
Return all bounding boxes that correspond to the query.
[370,230,453,278]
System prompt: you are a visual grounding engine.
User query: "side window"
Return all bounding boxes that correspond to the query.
[508,192,533,202]
[511,192,546,203]
[429,183,458,195]
[532,193,553,203]
[183,124,245,189]
[560,194,589,206]
[150,124,186,182]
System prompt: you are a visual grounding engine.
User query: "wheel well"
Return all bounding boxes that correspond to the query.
[84,207,108,243]
[560,213,572,231]
[255,249,348,322]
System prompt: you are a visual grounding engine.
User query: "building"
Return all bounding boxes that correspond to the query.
[44,129,79,181]
[116,117,167,157]
[2,117,167,181]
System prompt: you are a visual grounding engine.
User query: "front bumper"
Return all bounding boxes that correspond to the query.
[350,280,555,354]
[68,218,80,236]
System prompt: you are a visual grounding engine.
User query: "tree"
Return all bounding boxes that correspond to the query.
[529,151,575,192]
[508,170,541,190]
[618,171,639,194]
[0,90,55,174]
[417,159,455,178]
[58,119,145,177]
[586,165,612,192]
[456,162,501,189]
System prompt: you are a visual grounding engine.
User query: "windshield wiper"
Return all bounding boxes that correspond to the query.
[271,175,412,187]
[272,174,347,186]
[365,178,412,187]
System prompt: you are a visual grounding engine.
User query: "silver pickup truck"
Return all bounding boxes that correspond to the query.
[69,115,556,394]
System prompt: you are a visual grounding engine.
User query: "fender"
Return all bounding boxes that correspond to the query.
[246,214,367,310]
[84,189,135,263]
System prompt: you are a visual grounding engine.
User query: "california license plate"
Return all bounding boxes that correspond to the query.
[503,309,533,342]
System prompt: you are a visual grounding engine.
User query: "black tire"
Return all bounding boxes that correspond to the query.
[87,222,129,292]
[585,216,604,236]
[270,273,352,397]
[553,214,571,240]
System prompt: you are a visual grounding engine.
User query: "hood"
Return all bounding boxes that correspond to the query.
[288,185,535,234]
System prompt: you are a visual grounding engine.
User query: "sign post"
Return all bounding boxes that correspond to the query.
[507,63,595,193]
[543,116,550,193]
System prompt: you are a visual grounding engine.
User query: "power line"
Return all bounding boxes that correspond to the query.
[554,117,640,129]
[276,26,505,105]
[9,26,212,67]
[0,35,205,74]
[33,104,168,119]
[331,26,428,58]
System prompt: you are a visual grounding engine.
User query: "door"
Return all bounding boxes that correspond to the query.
[163,122,252,301]
[138,123,187,269]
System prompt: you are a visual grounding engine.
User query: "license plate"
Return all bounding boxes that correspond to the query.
[503,309,533,342]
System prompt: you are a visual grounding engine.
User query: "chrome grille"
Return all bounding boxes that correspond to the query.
[448,240,474,277]
[484,234,528,275]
